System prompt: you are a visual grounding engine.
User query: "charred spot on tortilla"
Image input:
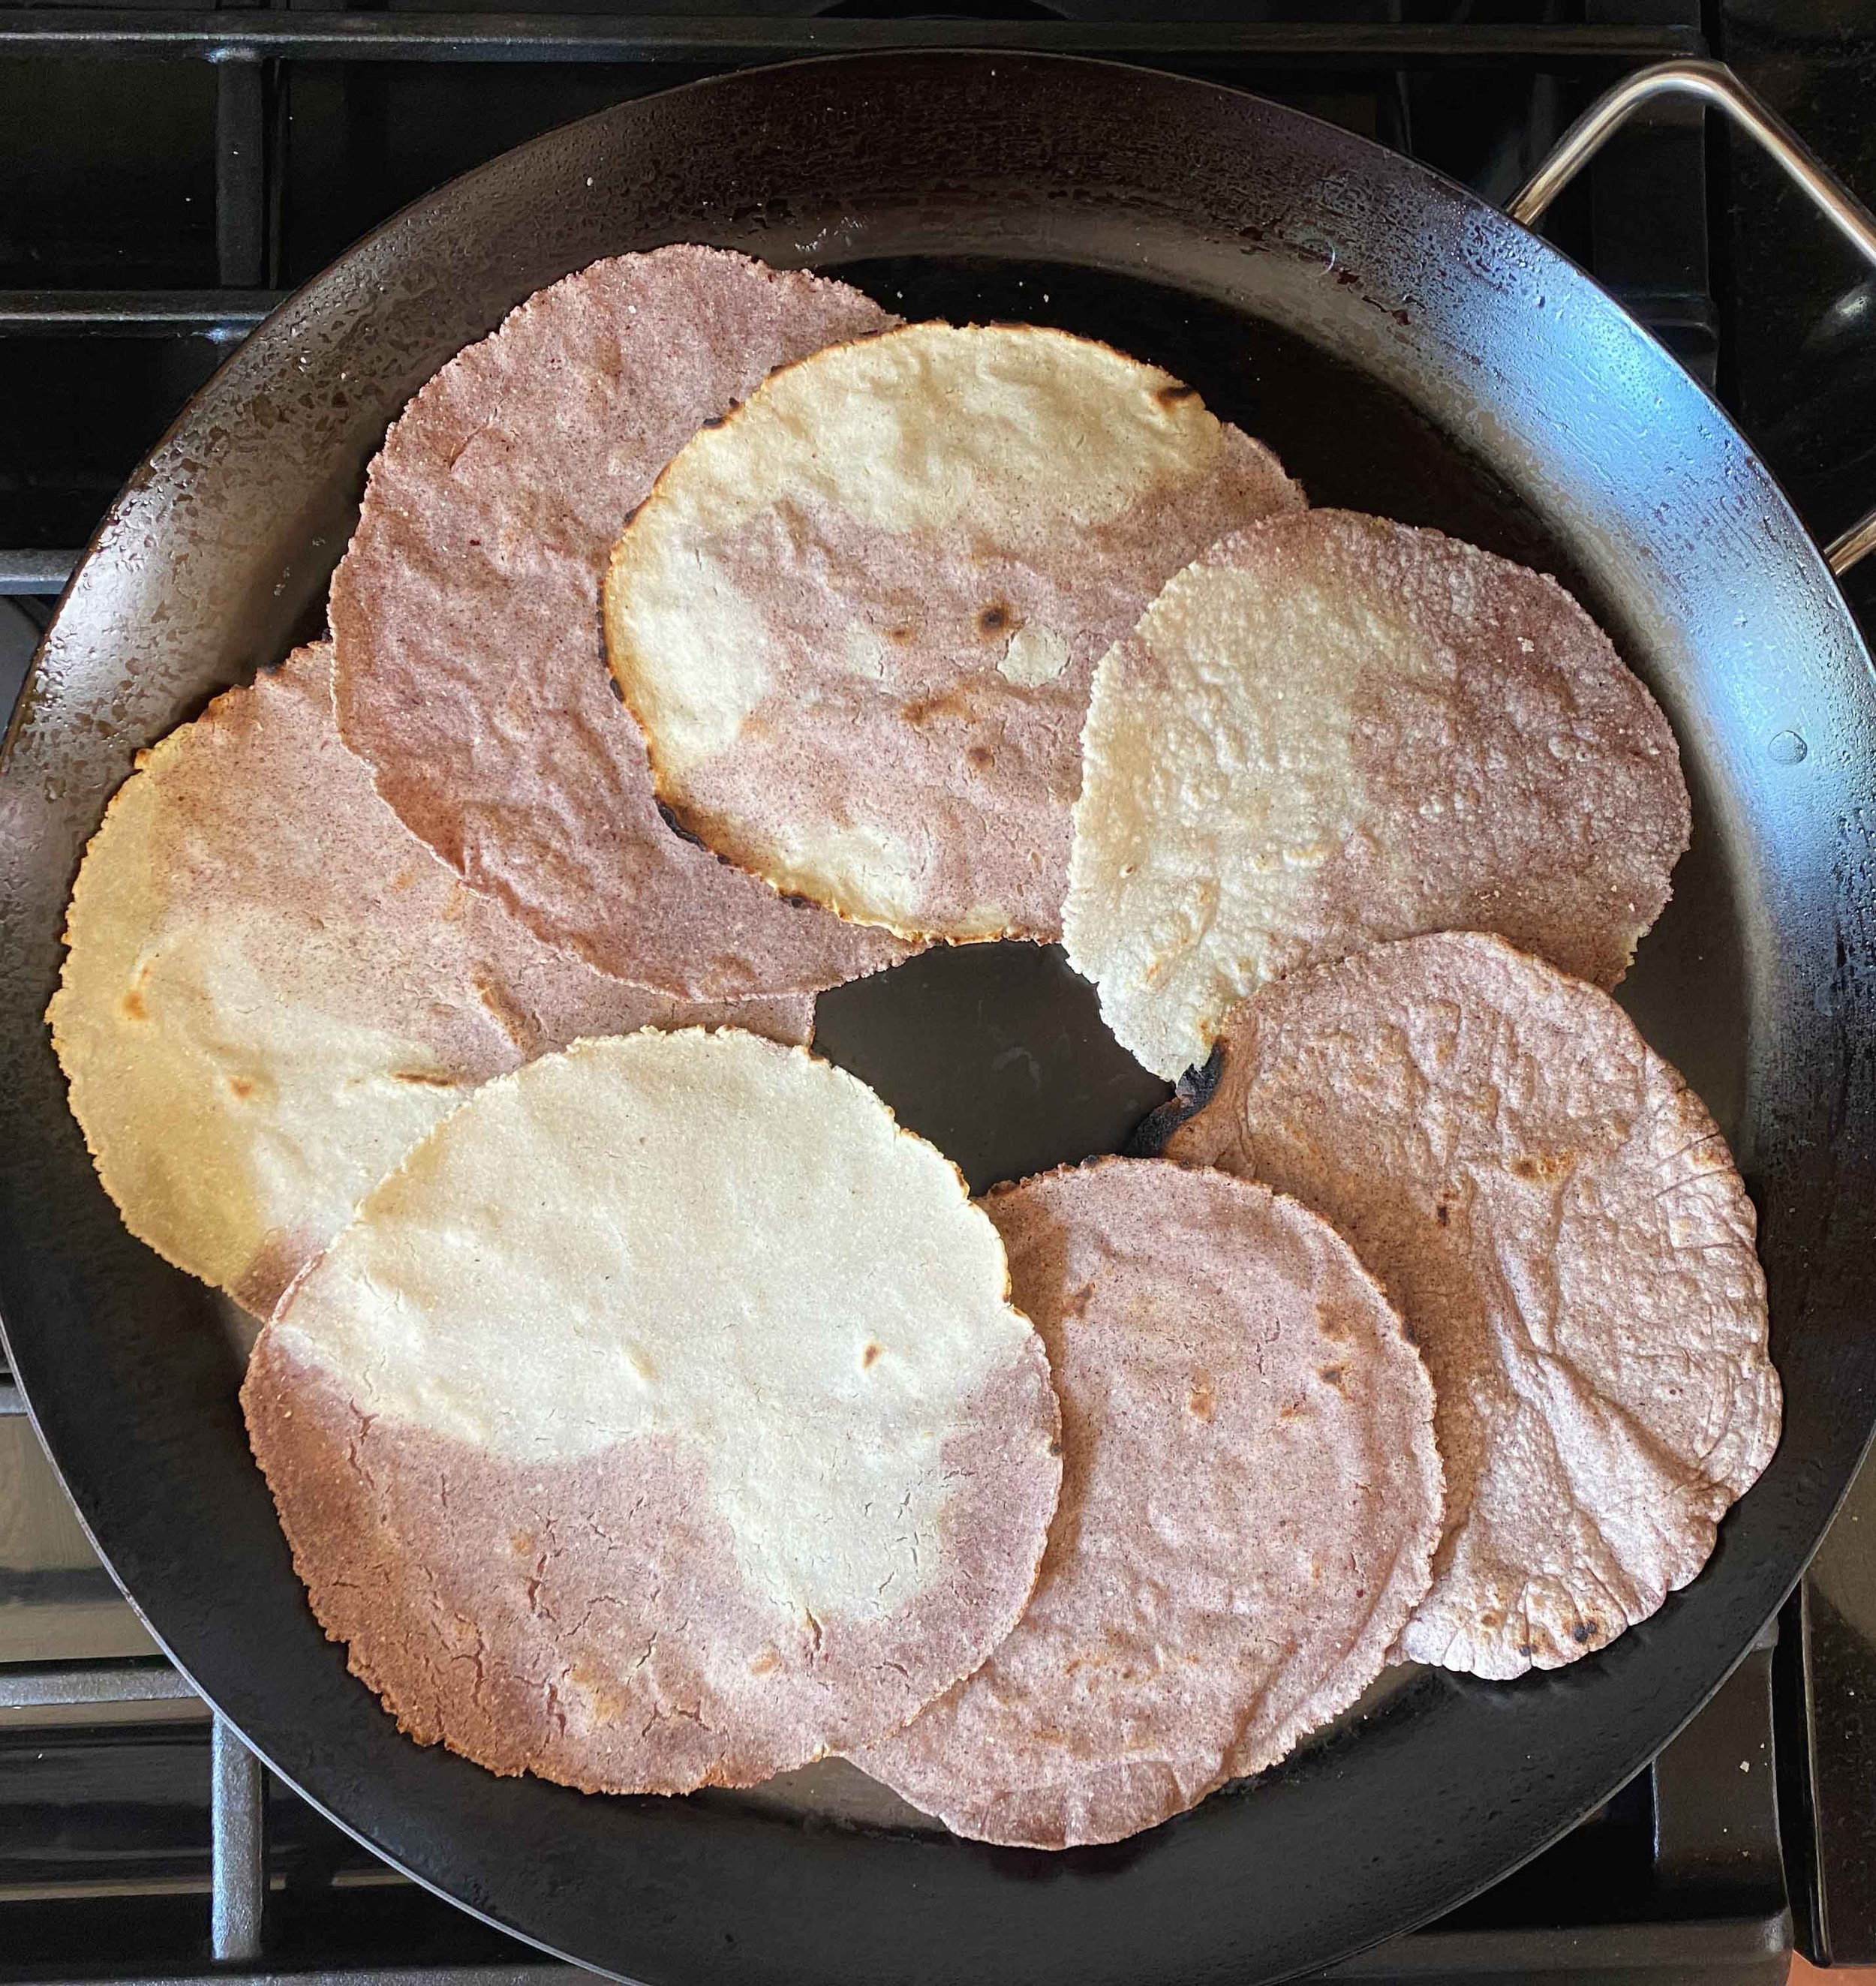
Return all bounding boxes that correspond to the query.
[655,798,711,851]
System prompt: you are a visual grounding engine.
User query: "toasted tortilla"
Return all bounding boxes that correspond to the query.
[48,644,810,1316]
[605,322,1303,944]
[1165,931,1779,1679]
[1065,510,1691,1079]
[329,245,908,999]
[244,1029,1063,1793]
[850,1157,1440,1847]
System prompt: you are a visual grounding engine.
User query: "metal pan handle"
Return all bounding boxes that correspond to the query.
[1508,58,1876,576]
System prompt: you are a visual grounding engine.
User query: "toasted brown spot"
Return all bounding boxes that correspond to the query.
[510,1531,534,1558]
[471,973,533,1051]
[1317,1365,1346,1390]
[1571,1620,1598,1645]
[227,1076,256,1101]
[569,1660,627,1726]
[1434,1200,1451,1227]
[966,745,994,771]
[390,1069,461,1089]
[885,624,916,645]
[749,1649,782,1676]
[119,988,148,1022]
[1060,1281,1097,1323]
[903,684,979,730]
[978,602,1011,635]
[1187,1375,1216,1422]
[1511,1152,1571,1181]
[861,1342,882,1370]
[1155,384,1200,407]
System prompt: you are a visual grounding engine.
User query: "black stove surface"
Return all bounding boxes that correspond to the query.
[1,0,1872,1980]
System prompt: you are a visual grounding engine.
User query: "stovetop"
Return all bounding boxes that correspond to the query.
[2,0,1874,1979]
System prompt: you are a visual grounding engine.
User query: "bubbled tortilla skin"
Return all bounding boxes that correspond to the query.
[329,245,912,1000]
[1165,931,1779,1681]
[47,644,811,1317]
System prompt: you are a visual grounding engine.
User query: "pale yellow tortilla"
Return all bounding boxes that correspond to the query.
[50,645,811,1315]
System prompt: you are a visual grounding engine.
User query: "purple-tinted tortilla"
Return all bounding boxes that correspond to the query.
[1167,931,1780,1679]
[329,246,910,999]
[852,1157,1441,1847]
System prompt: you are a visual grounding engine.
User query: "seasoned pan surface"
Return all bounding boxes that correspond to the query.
[3,52,1874,1986]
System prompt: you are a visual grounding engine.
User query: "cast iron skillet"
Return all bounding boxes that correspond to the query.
[3,50,1875,1986]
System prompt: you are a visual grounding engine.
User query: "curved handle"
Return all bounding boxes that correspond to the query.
[1508,59,1876,577]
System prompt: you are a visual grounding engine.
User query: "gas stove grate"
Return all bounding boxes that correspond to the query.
[0,0,1718,592]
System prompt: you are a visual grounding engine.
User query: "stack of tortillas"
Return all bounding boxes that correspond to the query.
[50,239,1779,1850]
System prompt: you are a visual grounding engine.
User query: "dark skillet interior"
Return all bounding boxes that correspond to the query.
[2,50,1874,1986]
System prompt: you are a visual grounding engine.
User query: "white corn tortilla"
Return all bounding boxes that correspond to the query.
[245,1029,1063,1792]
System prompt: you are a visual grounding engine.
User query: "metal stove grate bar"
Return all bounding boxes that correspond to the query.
[0,5,1707,601]
[0,555,79,597]
[0,15,1702,63]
